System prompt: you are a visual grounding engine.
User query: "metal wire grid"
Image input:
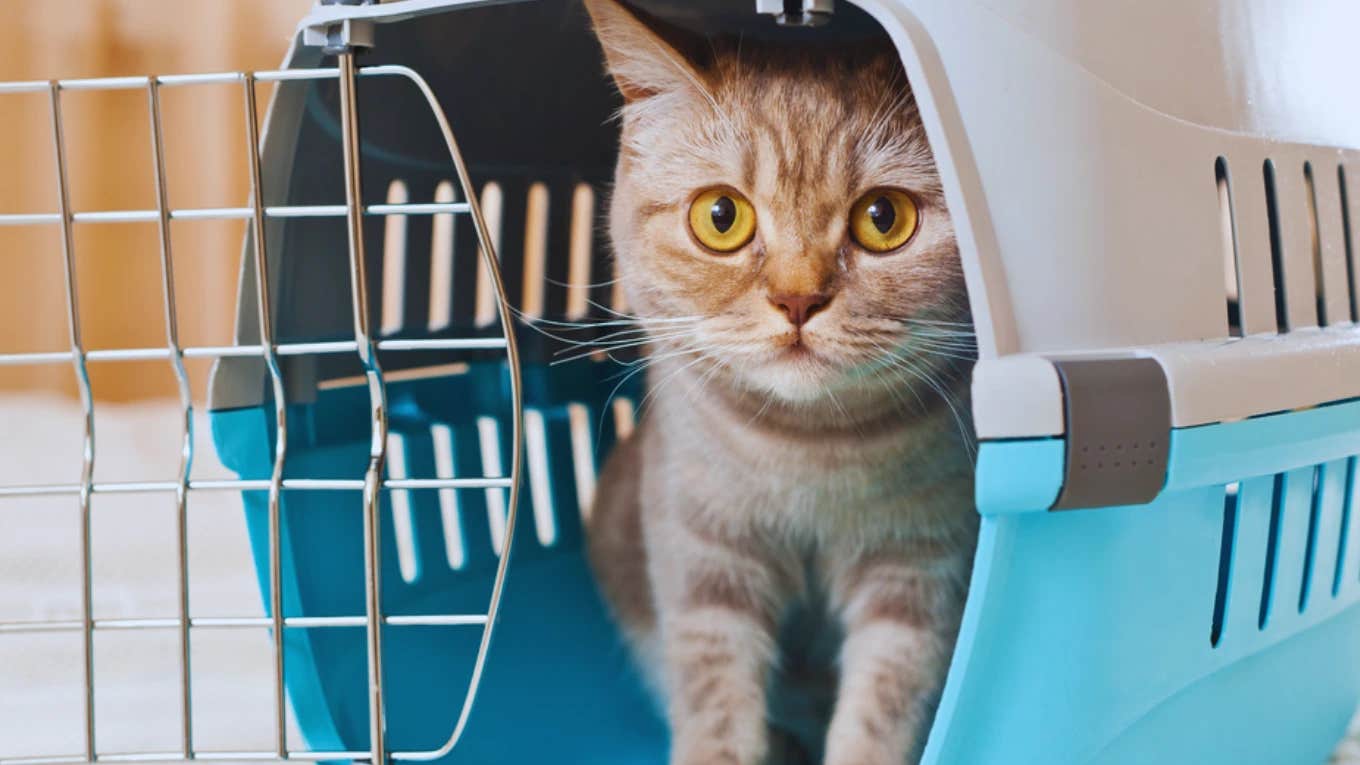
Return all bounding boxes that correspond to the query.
[0,60,525,765]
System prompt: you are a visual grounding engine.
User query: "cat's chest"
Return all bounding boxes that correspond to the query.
[648,391,973,542]
[672,415,953,507]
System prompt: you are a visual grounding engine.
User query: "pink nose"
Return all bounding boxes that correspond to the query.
[768,292,832,327]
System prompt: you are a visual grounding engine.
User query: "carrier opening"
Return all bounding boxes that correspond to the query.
[207,2,969,763]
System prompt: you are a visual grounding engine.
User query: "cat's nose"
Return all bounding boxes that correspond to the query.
[768,291,832,327]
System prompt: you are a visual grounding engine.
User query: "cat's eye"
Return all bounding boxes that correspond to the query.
[688,188,756,253]
[849,188,919,253]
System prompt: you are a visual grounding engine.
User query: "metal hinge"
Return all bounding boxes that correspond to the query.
[755,0,834,27]
[1050,357,1172,510]
[304,0,377,53]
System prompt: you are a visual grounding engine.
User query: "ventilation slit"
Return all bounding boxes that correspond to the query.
[1339,165,1358,323]
[1305,162,1327,326]
[1337,457,1357,596]
[380,179,409,336]
[1300,465,1325,612]
[430,423,465,569]
[522,183,550,320]
[567,184,595,321]
[1216,158,1244,337]
[386,432,419,583]
[477,416,508,555]
[1264,160,1289,332]
[1259,473,1286,629]
[567,402,597,520]
[1211,482,1240,647]
[474,182,505,328]
[428,180,457,332]
[611,232,629,313]
[524,409,557,546]
[613,397,637,441]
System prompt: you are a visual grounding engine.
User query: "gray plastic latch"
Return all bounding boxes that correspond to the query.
[755,0,834,26]
[1050,357,1171,510]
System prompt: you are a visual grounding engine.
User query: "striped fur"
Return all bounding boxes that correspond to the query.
[582,2,976,763]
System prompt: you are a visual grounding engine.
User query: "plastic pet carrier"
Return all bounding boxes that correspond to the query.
[4,1,1360,764]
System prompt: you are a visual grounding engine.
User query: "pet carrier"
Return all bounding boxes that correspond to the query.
[4,0,1360,763]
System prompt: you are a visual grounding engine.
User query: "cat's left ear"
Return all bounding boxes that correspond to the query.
[583,0,712,103]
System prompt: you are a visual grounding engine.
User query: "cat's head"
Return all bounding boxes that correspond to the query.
[585,0,971,408]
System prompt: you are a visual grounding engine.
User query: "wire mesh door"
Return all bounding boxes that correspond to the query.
[0,56,524,765]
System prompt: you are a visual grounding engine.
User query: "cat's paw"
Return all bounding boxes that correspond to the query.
[822,732,914,765]
[670,744,757,765]
[671,726,767,765]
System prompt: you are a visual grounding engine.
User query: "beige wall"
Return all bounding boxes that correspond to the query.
[0,0,311,401]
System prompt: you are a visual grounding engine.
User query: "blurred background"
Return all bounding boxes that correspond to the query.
[1,2,311,760]
[1,0,309,401]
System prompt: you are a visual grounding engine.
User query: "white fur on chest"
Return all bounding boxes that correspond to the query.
[648,391,973,548]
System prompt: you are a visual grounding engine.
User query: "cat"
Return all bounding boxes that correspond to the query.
[580,1,978,763]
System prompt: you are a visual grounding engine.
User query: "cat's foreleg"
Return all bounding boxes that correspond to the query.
[656,542,786,765]
[823,555,956,765]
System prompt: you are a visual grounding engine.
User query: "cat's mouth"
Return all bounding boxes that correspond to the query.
[745,331,848,402]
[774,331,823,363]
[781,339,814,359]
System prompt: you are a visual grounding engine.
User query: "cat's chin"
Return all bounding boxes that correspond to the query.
[740,347,847,403]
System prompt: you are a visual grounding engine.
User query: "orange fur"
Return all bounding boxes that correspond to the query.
[582,2,977,763]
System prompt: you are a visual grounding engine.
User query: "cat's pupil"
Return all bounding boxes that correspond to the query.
[868,196,896,234]
[710,196,737,233]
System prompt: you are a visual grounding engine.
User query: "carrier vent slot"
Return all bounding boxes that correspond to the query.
[567,184,596,321]
[386,432,419,583]
[1334,457,1357,596]
[1264,160,1289,333]
[611,244,629,314]
[477,416,508,555]
[1299,465,1325,612]
[1304,162,1328,326]
[568,402,597,519]
[427,180,458,332]
[430,423,465,570]
[613,397,637,441]
[474,182,506,328]
[524,408,558,547]
[1211,482,1240,647]
[522,183,550,320]
[1216,158,1244,337]
[1259,473,1286,629]
[381,179,410,336]
[1340,165,1358,323]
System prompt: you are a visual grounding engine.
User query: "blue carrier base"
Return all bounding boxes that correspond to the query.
[210,363,668,763]
[212,364,1360,764]
[928,398,1360,764]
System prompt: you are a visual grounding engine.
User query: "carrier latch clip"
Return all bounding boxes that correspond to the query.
[1050,357,1172,510]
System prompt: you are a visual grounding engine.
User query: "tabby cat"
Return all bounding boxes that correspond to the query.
[581,2,977,762]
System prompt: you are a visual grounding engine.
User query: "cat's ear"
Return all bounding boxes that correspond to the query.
[583,0,711,103]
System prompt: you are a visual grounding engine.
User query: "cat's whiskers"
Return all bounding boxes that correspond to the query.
[513,306,703,353]
[593,337,737,442]
[550,327,704,366]
[542,274,622,290]
[637,347,728,416]
[744,386,778,428]
[869,341,977,460]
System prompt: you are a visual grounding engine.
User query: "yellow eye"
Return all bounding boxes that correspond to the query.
[849,188,919,253]
[688,188,756,253]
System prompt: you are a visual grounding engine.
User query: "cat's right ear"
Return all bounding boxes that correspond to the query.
[583,0,711,103]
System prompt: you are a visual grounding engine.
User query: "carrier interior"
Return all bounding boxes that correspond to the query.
[205,2,925,761]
